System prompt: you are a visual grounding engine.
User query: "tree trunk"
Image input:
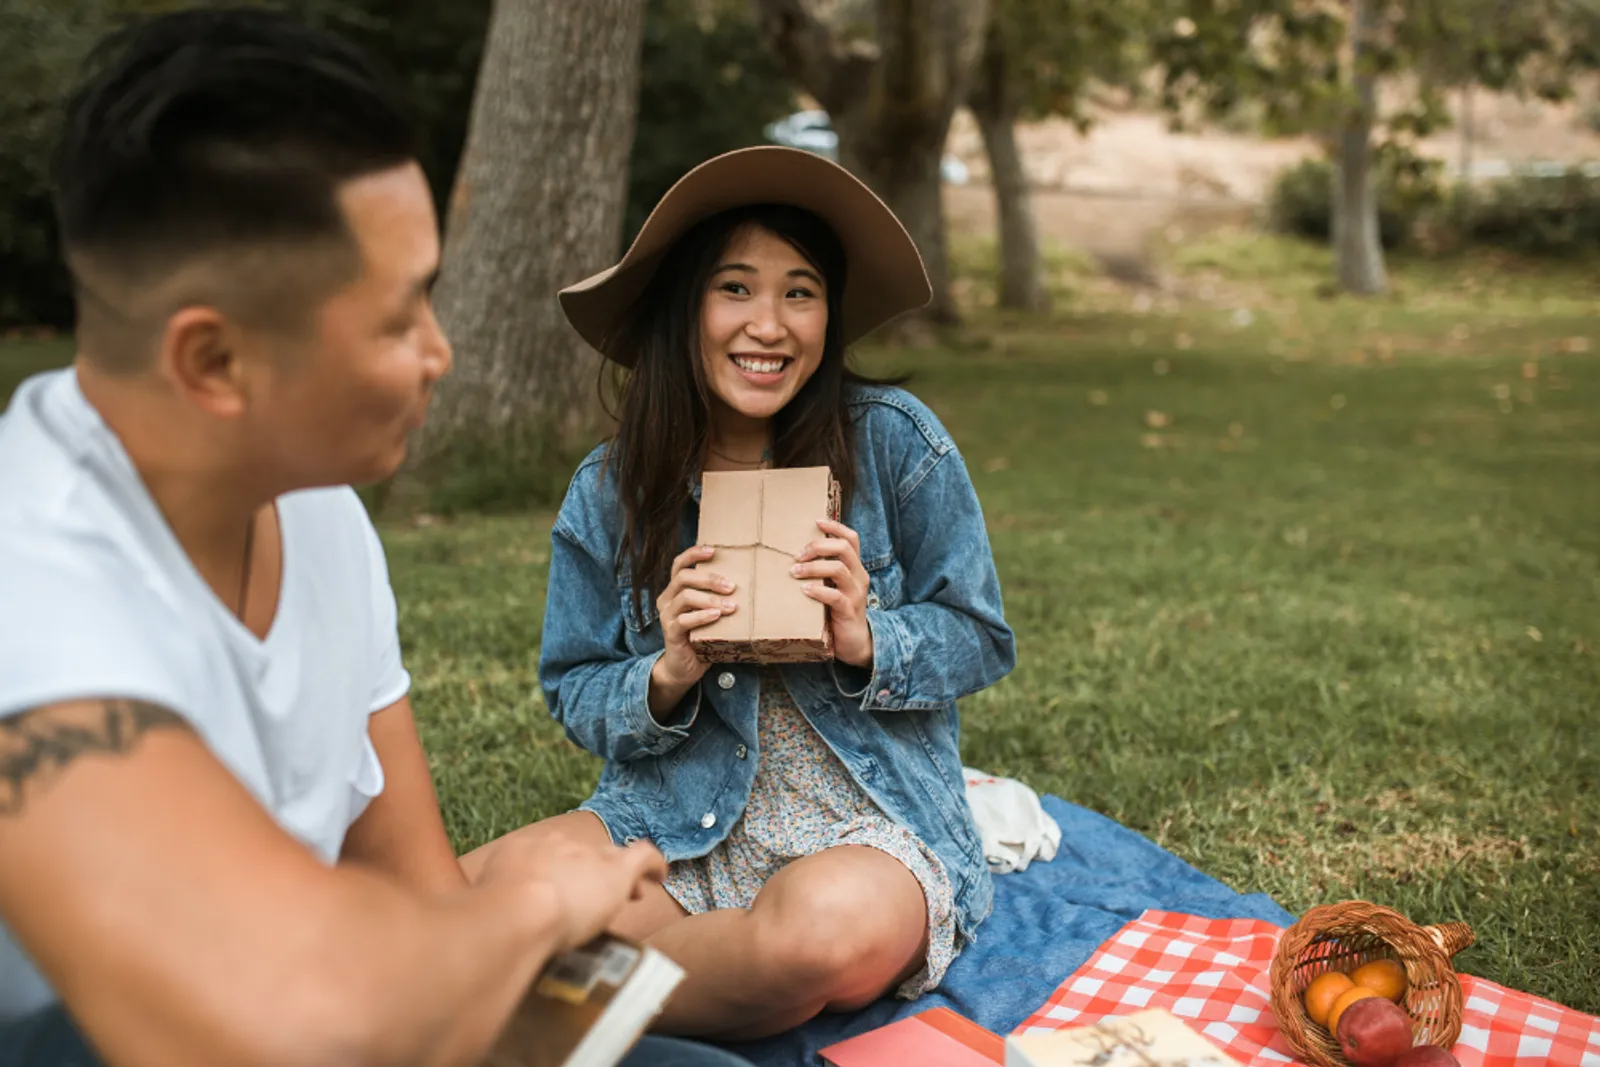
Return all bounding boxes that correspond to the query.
[754,0,992,325]
[967,20,1047,311]
[1335,0,1387,295]
[404,0,646,499]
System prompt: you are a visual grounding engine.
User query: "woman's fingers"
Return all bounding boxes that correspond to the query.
[668,588,736,622]
[791,558,852,585]
[670,544,718,575]
[673,568,736,595]
[674,606,730,635]
[795,536,854,563]
[801,582,849,608]
[815,519,861,550]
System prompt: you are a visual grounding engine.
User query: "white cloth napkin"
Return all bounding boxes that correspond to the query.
[962,767,1063,874]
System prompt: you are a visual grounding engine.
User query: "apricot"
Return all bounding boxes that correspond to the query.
[1304,971,1356,1027]
[1351,958,1408,1002]
[1337,996,1415,1067]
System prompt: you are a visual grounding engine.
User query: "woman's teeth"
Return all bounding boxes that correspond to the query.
[734,355,786,374]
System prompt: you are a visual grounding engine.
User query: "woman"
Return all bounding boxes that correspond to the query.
[529,147,1014,1040]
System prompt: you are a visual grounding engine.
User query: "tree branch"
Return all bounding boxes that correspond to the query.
[750,0,875,113]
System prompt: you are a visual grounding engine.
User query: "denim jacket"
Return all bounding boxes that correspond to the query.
[537,386,1016,943]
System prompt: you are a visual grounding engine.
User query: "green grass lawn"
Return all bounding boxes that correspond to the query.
[5,235,1597,1012]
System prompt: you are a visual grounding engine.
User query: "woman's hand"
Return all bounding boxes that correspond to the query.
[648,545,736,718]
[794,518,875,669]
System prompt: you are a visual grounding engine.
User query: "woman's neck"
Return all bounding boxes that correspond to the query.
[705,406,772,471]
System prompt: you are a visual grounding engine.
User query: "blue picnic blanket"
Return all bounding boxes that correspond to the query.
[725,795,1296,1067]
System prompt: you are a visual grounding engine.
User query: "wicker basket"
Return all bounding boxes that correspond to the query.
[1270,901,1474,1067]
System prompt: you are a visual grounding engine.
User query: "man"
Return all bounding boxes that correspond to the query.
[0,9,751,1067]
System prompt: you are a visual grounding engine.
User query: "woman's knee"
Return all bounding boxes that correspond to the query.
[751,854,927,1002]
[459,810,612,882]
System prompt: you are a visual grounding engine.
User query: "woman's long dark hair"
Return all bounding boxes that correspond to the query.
[601,203,906,623]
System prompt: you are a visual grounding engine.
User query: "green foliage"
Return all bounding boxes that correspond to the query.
[1150,0,1599,140]
[0,0,114,328]
[1438,170,1600,256]
[1147,1,1346,135]
[988,0,1152,126]
[1268,150,1447,250]
[624,0,796,246]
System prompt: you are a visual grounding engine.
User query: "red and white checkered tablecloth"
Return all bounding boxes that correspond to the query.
[1013,910,1600,1066]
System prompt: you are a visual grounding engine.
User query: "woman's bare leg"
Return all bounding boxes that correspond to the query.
[646,845,928,1040]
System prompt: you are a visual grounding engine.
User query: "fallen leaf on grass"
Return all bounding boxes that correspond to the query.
[1153,358,1171,376]
[1527,626,1543,642]
[983,456,1010,473]
[1229,422,1245,438]
[1174,333,1194,351]
[1522,361,1540,380]
[1141,433,1166,449]
[1144,410,1171,428]
[1330,394,1347,410]
[1088,389,1109,406]
[1561,336,1591,353]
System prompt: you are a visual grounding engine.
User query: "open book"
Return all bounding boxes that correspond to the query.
[484,934,685,1067]
[1005,1009,1243,1067]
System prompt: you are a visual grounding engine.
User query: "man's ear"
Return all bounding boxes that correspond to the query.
[158,307,249,419]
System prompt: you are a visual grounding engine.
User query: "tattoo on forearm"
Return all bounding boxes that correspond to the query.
[0,700,188,817]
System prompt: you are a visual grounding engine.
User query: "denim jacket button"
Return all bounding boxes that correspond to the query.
[867,592,881,609]
[623,836,638,845]
[717,671,735,690]
[877,688,892,701]
[700,812,717,829]
[736,744,748,760]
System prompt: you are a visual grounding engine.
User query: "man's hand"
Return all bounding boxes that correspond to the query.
[475,826,667,953]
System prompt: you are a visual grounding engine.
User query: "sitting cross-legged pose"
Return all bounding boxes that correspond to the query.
[481,147,1016,1041]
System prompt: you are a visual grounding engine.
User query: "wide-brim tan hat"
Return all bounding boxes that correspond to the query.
[558,146,931,365]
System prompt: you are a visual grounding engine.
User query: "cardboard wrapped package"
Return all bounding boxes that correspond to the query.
[691,466,841,664]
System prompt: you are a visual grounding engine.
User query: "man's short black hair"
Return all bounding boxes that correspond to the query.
[54,5,419,360]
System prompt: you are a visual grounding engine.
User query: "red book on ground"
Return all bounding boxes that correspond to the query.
[818,1007,1005,1066]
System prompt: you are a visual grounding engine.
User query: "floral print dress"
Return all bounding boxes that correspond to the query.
[662,666,959,997]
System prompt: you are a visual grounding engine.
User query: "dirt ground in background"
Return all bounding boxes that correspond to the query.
[942,84,1600,264]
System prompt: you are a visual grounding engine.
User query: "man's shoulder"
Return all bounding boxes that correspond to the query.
[0,370,97,527]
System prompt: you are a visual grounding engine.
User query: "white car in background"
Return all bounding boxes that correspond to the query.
[765,109,971,185]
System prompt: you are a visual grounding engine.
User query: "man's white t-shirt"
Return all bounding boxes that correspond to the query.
[0,369,411,1022]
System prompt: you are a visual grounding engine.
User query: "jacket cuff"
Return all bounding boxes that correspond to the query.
[836,608,913,711]
[625,652,699,756]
